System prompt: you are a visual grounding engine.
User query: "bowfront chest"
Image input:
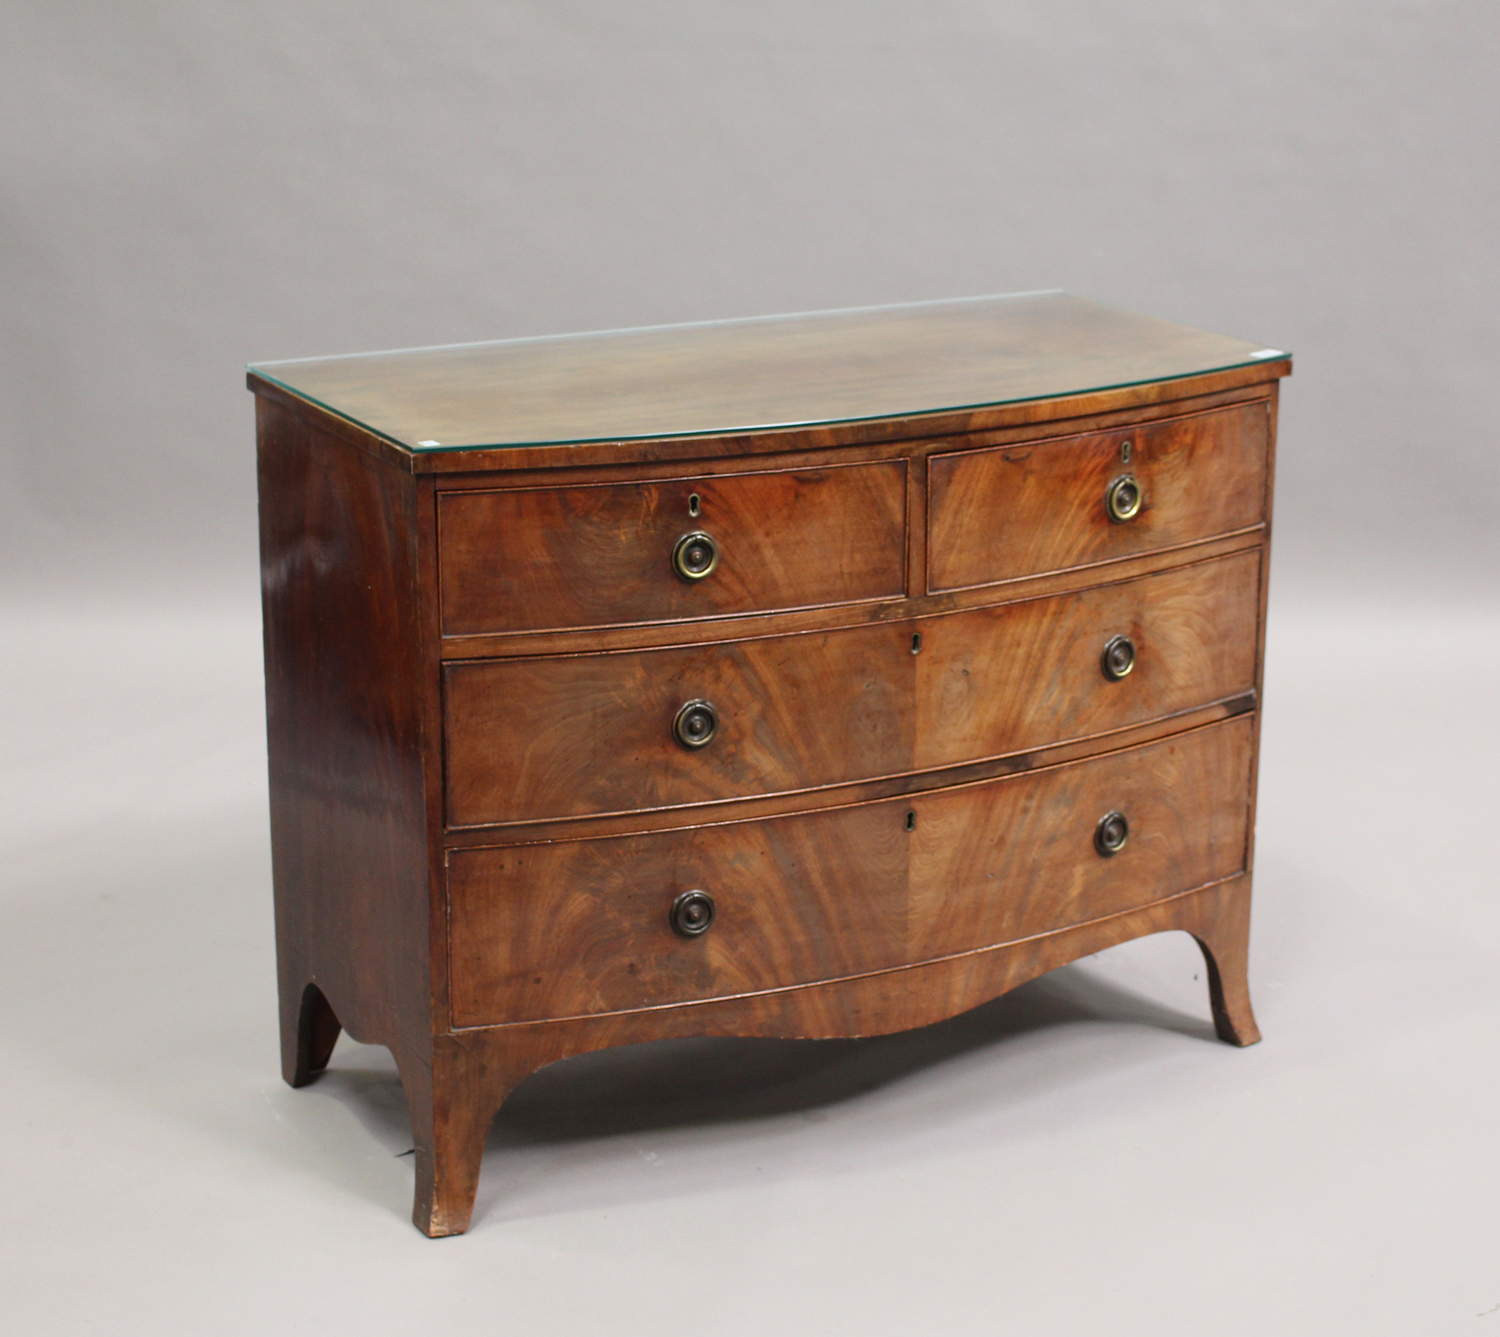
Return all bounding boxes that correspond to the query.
[249,292,1289,1235]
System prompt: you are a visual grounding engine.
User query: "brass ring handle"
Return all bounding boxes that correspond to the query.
[1095,811,1130,857]
[673,699,718,749]
[1105,474,1143,523]
[1100,635,1136,681]
[672,531,719,581]
[670,890,716,937]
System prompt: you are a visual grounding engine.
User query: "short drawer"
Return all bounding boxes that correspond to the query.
[927,401,1268,592]
[438,460,907,636]
[447,716,1253,1026]
[443,548,1260,826]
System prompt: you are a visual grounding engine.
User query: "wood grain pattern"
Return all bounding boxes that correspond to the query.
[927,400,1268,592]
[443,549,1259,827]
[438,459,906,635]
[436,527,1264,663]
[912,548,1258,769]
[447,716,1252,1027]
[256,398,433,1080]
[439,695,1255,850]
[250,292,1281,452]
[250,357,1289,479]
[416,873,1259,1234]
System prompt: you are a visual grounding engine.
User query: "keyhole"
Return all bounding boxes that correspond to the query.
[911,632,922,654]
[688,493,701,517]
[1121,440,1132,463]
[905,810,917,832]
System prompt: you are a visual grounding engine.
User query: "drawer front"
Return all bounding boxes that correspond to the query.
[438,460,907,635]
[927,401,1268,592]
[447,717,1253,1026]
[444,549,1259,826]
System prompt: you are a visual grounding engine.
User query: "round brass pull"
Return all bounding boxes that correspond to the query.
[1095,811,1130,857]
[673,699,718,749]
[1101,635,1136,681]
[670,890,716,937]
[1105,473,1143,523]
[672,531,719,581]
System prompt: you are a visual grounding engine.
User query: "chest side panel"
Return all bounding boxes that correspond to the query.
[257,397,434,1058]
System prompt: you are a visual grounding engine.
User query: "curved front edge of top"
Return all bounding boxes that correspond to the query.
[247,291,1292,454]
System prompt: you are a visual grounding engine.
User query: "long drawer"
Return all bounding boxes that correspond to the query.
[443,548,1260,827]
[927,400,1268,592]
[438,459,907,635]
[447,716,1253,1026]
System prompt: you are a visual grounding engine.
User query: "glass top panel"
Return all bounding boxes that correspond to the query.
[249,291,1286,452]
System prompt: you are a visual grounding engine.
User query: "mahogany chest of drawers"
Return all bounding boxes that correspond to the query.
[249,292,1289,1235]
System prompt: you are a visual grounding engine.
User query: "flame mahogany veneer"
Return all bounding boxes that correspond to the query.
[250,294,1288,1235]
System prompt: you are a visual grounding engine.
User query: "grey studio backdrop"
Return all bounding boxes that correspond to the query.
[2,4,1497,1335]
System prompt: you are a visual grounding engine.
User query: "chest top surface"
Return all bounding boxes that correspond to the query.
[248,291,1286,454]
